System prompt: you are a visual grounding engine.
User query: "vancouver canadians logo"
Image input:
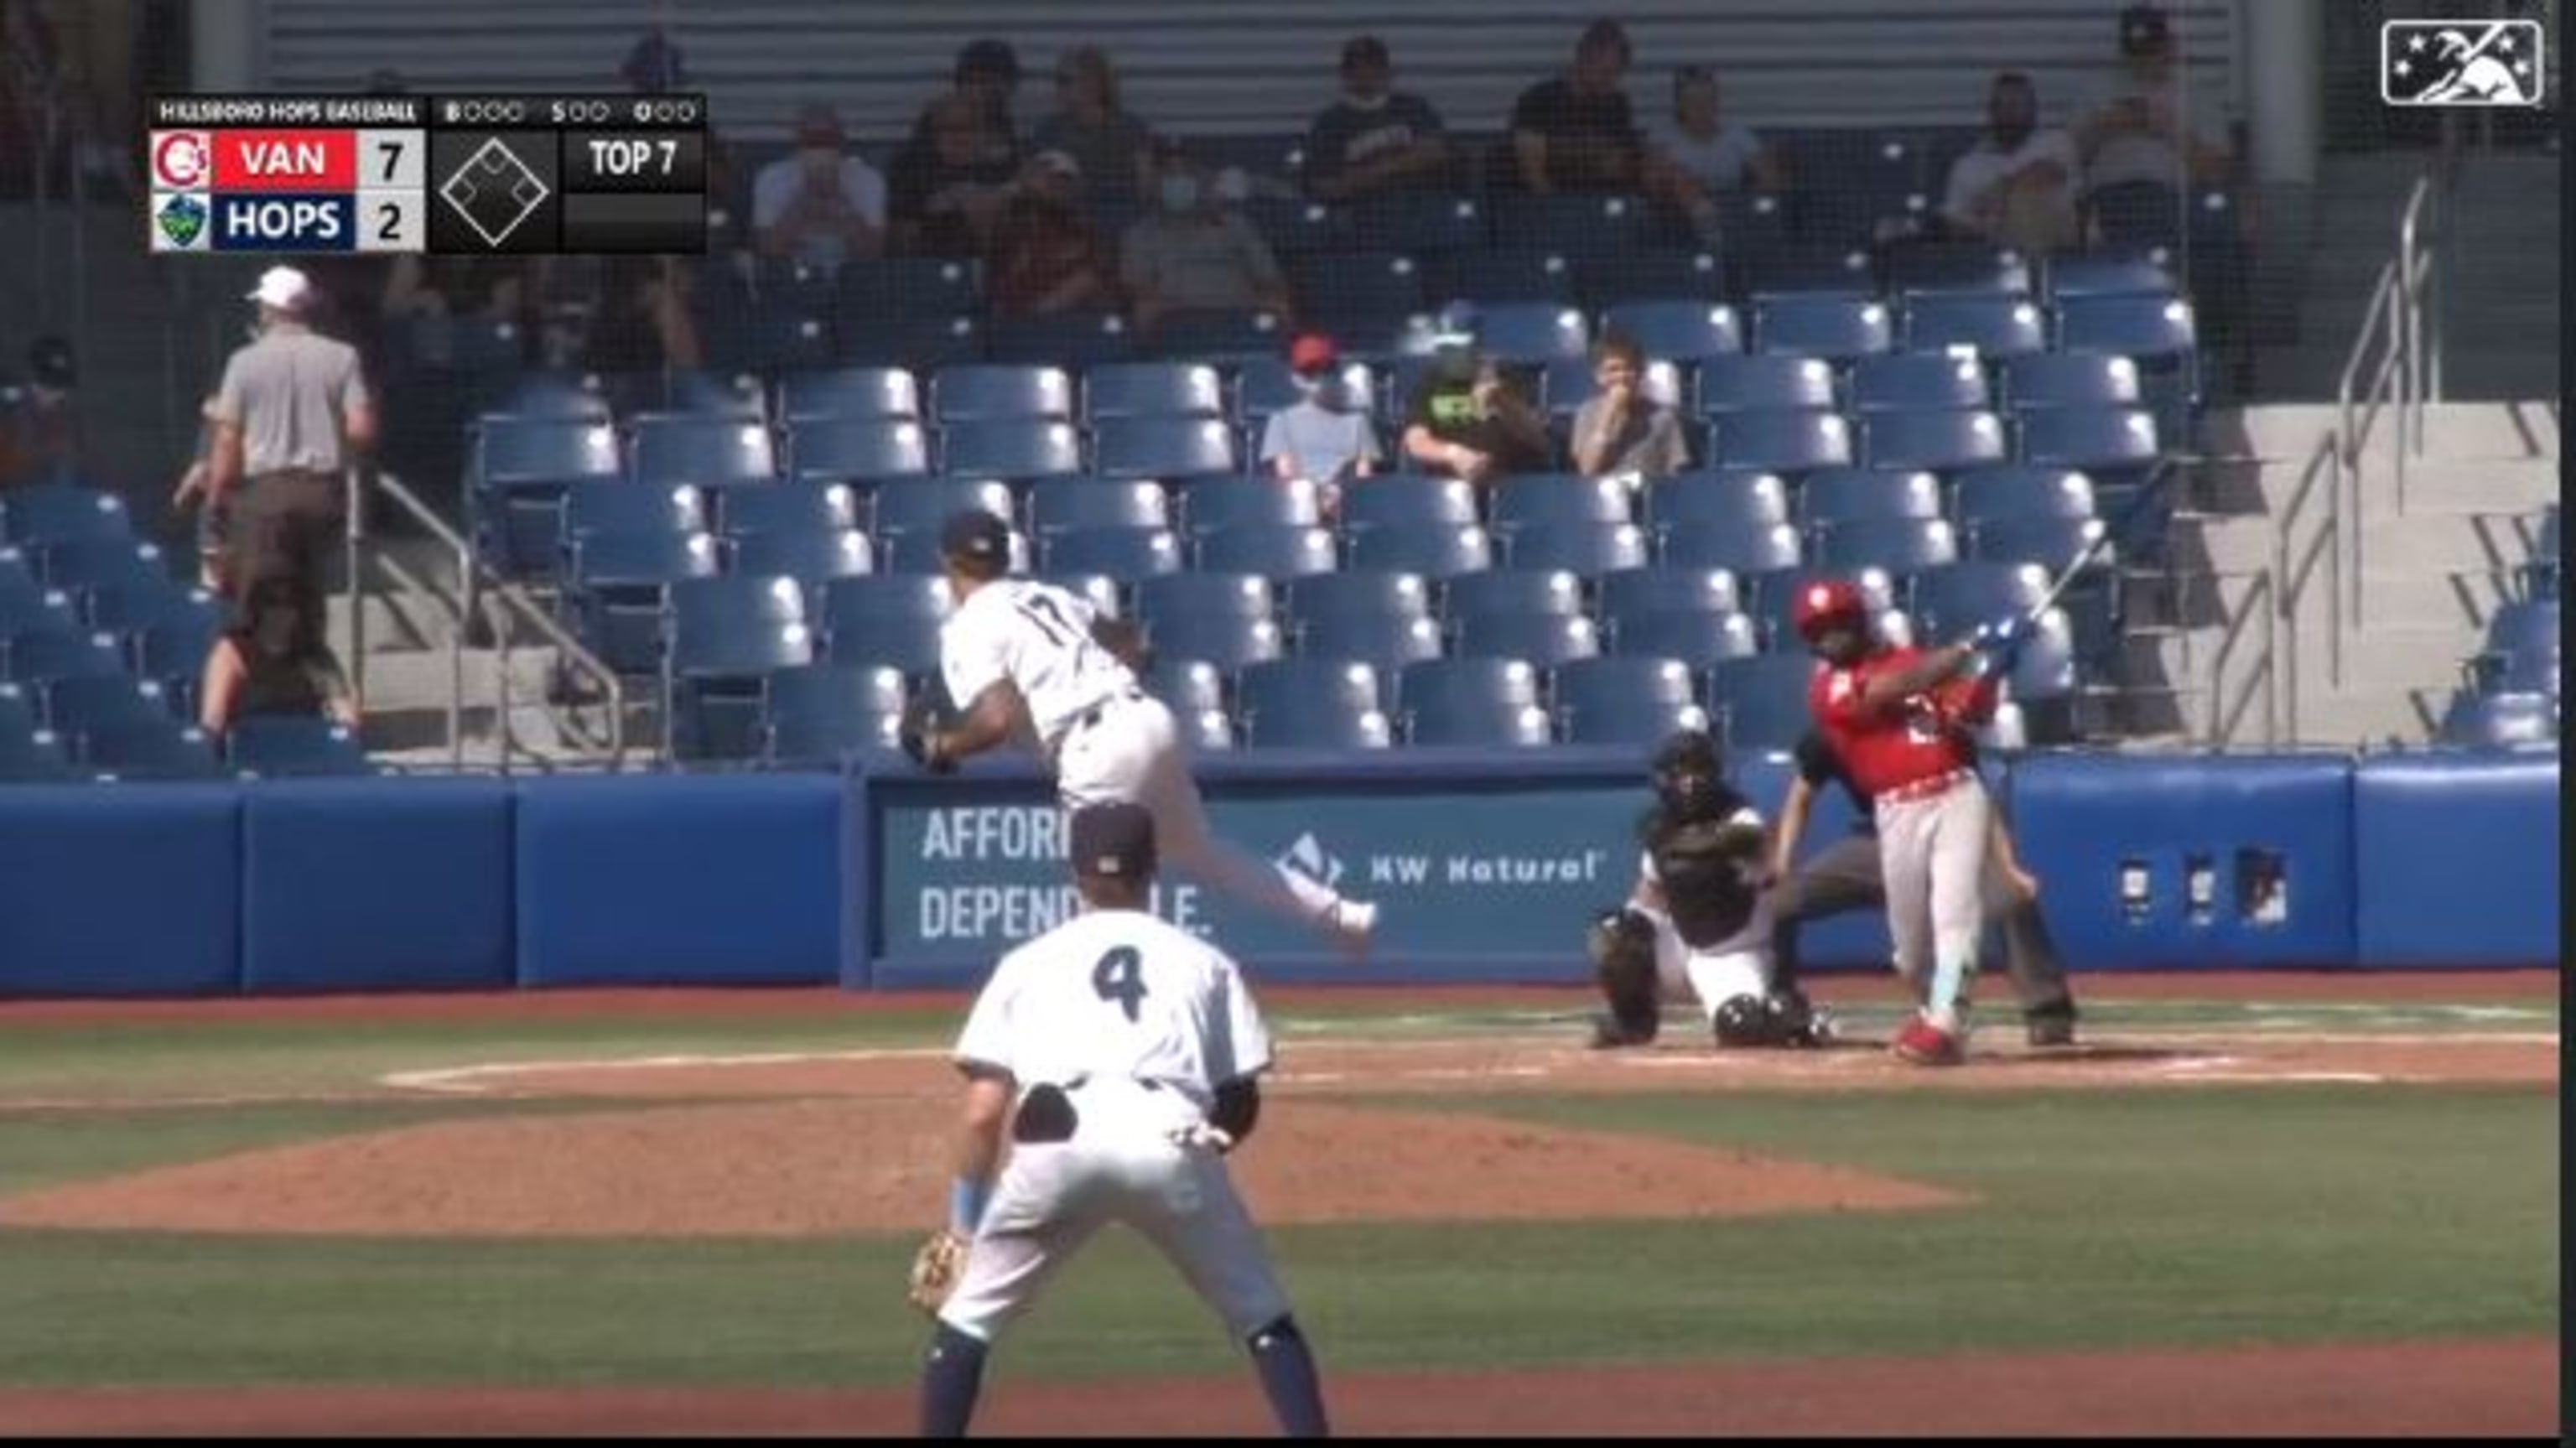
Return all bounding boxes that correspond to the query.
[152,131,210,188]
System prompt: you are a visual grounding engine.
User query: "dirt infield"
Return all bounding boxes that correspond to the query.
[0,1340,2554,1437]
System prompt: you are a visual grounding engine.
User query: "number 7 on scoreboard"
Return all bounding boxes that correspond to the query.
[357,127,427,254]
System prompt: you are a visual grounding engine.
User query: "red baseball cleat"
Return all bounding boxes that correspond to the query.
[1891,1014,1966,1067]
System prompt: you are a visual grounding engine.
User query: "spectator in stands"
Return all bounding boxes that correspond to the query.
[380,255,530,371]
[0,335,76,490]
[1033,45,1157,209]
[1302,35,1454,203]
[1119,143,1296,337]
[911,39,1028,158]
[1260,332,1380,516]
[1937,71,2081,257]
[1569,332,1688,478]
[1509,20,1722,243]
[1647,65,1784,198]
[2075,4,2231,244]
[169,393,226,593]
[582,257,704,374]
[890,91,1024,259]
[198,573,359,740]
[987,149,1118,320]
[1401,330,1552,488]
[620,25,689,96]
[752,103,888,272]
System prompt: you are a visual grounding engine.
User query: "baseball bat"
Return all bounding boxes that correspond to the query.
[2019,460,2175,628]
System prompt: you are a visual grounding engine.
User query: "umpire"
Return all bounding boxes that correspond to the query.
[1768,727,2080,1046]
[203,266,375,681]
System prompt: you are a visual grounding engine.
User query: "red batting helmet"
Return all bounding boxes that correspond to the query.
[1791,579,1869,645]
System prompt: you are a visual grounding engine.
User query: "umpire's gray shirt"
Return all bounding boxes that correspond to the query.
[211,321,367,477]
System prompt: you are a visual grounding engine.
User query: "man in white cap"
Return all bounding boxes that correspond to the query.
[204,264,375,711]
[752,102,887,272]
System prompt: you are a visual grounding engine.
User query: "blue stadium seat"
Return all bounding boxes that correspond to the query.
[1442,568,1584,621]
[1696,357,1836,414]
[1341,476,1478,530]
[1713,192,1797,275]
[1400,660,1553,747]
[1295,252,1427,345]
[1144,658,1226,716]
[1494,193,1651,257]
[984,312,1135,368]
[667,576,812,680]
[1491,475,1637,531]
[80,579,217,634]
[475,419,621,485]
[1,484,132,546]
[933,364,1076,423]
[2527,508,2562,600]
[0,721,68,781]
[129,619,220,693]
[1459,303,1590,365]
[2017,407,2161,473]
[1887,241,2033,298]
[613,367,762,423]
[1711,410,1853,472]
[2482,599,2560,665]
[729,529,876,585]
[938,418,1086,480]
[1798,468,1944,526]
[764,665,908,764]
[1903,294,2050,358]
[629,418,777,485]
[39,539,179,594]
[1236,659,1392,750]
[787,418,932,482]
[1553,657,1711,745]
[715,481,862,538]
[1041,526,1183,583]
[44,674,176,734]
[1026,479,1172,535]
[1147,610,1285,671]
[1997,607,2081,701]
[1135,572,1275,624]
[1506,522,1651,576]
[1597,300,1742,363]
[842,314,985,371]
[2055,295,2199,367]
[1607,609,1761,668]
[1240,195,1344,257]
[1952,466,2098,524]
[1177,477,1324,534]
[1237,357,1375,424]
[1753,296,1893,361]
[869,477,1018,563]
[566,531,722,673]
[1284,570,1432,625]
[1451,611,1601,665]
[744,306,838,374]
[1039,573,1123,620]
[78,719,223,780]
[2438,691,2558,750]
[1346,193,1488,256]
[1085,362,1226,422]
[485,371,612,423]
[1814,516,1959,573]
[226,717,371,777]
[1092,417,1241,480]
[561,481,707,543]
[1193,524,1340,580]
[1345,522,1494,580]
[1710,655,1822,750]
[1850,354,1991,412]
[1597,566,1742,621]
[1436,249,1578,307]
[2004,353,2143,410]
[1646,471,1789,532]
[1966,514,2109,570]
[1860,408,2011,472]
[8,631,128,691]
[1296,612,1443,674]
[1147,309,1288,362]
[1909,561,2052,639]
[2044,250,2179,302]
[777,366,922,423]
[1176,705,1237,753]
[1743,244,1873,298]
[1580,252,1727,311]
[820,608,947,677]
[837,257,984,329]
[1659,519,1803,576]
[0,679,39,736]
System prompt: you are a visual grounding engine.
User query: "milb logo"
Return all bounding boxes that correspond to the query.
[2382,18,2547,106]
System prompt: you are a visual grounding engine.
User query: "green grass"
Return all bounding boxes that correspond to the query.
[0,1084,2551,1389]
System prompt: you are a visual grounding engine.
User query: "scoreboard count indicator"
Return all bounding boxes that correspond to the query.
[148,94,708,257]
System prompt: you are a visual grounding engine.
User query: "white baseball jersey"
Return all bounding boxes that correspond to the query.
[1636,802,1775,1016]
[939,579,1138,754]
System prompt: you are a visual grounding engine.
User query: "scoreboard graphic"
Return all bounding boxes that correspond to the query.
[148,94,708,256]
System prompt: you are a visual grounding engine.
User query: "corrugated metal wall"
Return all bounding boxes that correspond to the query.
[260,0,2245,143]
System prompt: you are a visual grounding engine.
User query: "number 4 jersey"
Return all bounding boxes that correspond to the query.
[952,909,1275,1127]
[939,579,1137,754]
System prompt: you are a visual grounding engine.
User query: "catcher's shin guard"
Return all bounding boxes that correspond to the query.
[1587,907,1661,1044]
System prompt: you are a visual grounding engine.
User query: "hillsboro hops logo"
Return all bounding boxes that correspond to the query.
[2382,19,2545,106]
[1276,833,1346,891]
[153,192,209,251]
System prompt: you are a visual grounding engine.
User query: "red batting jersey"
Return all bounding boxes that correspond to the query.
[1809,645,1985,797]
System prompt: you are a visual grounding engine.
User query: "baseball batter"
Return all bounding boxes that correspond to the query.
[1586,729,1831,1051]
[912,801,1331,1438]
[910,507,1378,954]
[1795,580,2022,1065]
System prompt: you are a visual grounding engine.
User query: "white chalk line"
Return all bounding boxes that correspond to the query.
[382,1049,949,1097]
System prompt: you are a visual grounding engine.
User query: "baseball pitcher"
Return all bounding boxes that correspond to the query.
[909,801,1331,1438]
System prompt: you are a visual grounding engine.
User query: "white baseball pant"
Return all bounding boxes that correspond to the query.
[1635,899,1778,1024]
[1873,773,1993,1030]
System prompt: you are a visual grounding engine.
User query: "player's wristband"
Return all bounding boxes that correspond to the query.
[949,1177,990,1235]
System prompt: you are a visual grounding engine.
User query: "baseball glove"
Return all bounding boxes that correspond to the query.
[899,693,957,774]
[906,1227,971,1316]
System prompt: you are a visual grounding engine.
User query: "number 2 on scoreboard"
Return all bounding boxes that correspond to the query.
[356,192,423,254]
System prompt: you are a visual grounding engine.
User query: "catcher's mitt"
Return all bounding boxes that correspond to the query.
[899,693,957,774]
[906,1227,971,1316]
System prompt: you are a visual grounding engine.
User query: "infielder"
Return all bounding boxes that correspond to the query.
[908,508,1379,953]
[908,801,1331,1438]
[1769,727,2080,1047]
[1586,728,1832,1051]
[1796,579,2022,1066]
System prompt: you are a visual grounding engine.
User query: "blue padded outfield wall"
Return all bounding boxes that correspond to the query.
[0,751,2554,997]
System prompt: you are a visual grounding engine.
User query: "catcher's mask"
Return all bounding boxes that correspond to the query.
[1650,728,1725,817]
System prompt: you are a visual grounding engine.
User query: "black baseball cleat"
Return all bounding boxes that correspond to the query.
[1587,1013,1658,1050]
[2025,1008,2080,1048]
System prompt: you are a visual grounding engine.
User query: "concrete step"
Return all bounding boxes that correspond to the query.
[2282,620,2485,693]
[2182,512,2545,576]
[2283,687,2449,748]
[356,644,560,714]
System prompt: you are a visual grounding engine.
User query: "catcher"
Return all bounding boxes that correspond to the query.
[1586,728,1832,1051]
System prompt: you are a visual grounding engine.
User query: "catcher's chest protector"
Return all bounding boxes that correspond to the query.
[1647,800,1763,948]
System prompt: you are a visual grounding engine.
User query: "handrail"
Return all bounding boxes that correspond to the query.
[2201,566,2279,748]
[2329,173,2437,650]
[353,468,627,771]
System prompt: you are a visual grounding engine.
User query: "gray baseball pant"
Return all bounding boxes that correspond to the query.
[1768,833,2078,1020]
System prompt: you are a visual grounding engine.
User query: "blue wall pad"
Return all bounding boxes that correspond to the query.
[2010,753,2357,970]
[2353,754,2560,968]
[517,773,844,987]
[0,784,242,995]
[244,778,516,993]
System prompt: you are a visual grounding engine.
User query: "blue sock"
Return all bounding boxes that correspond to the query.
[1246,1315,1330,1437]
[919,1321,989,1438]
